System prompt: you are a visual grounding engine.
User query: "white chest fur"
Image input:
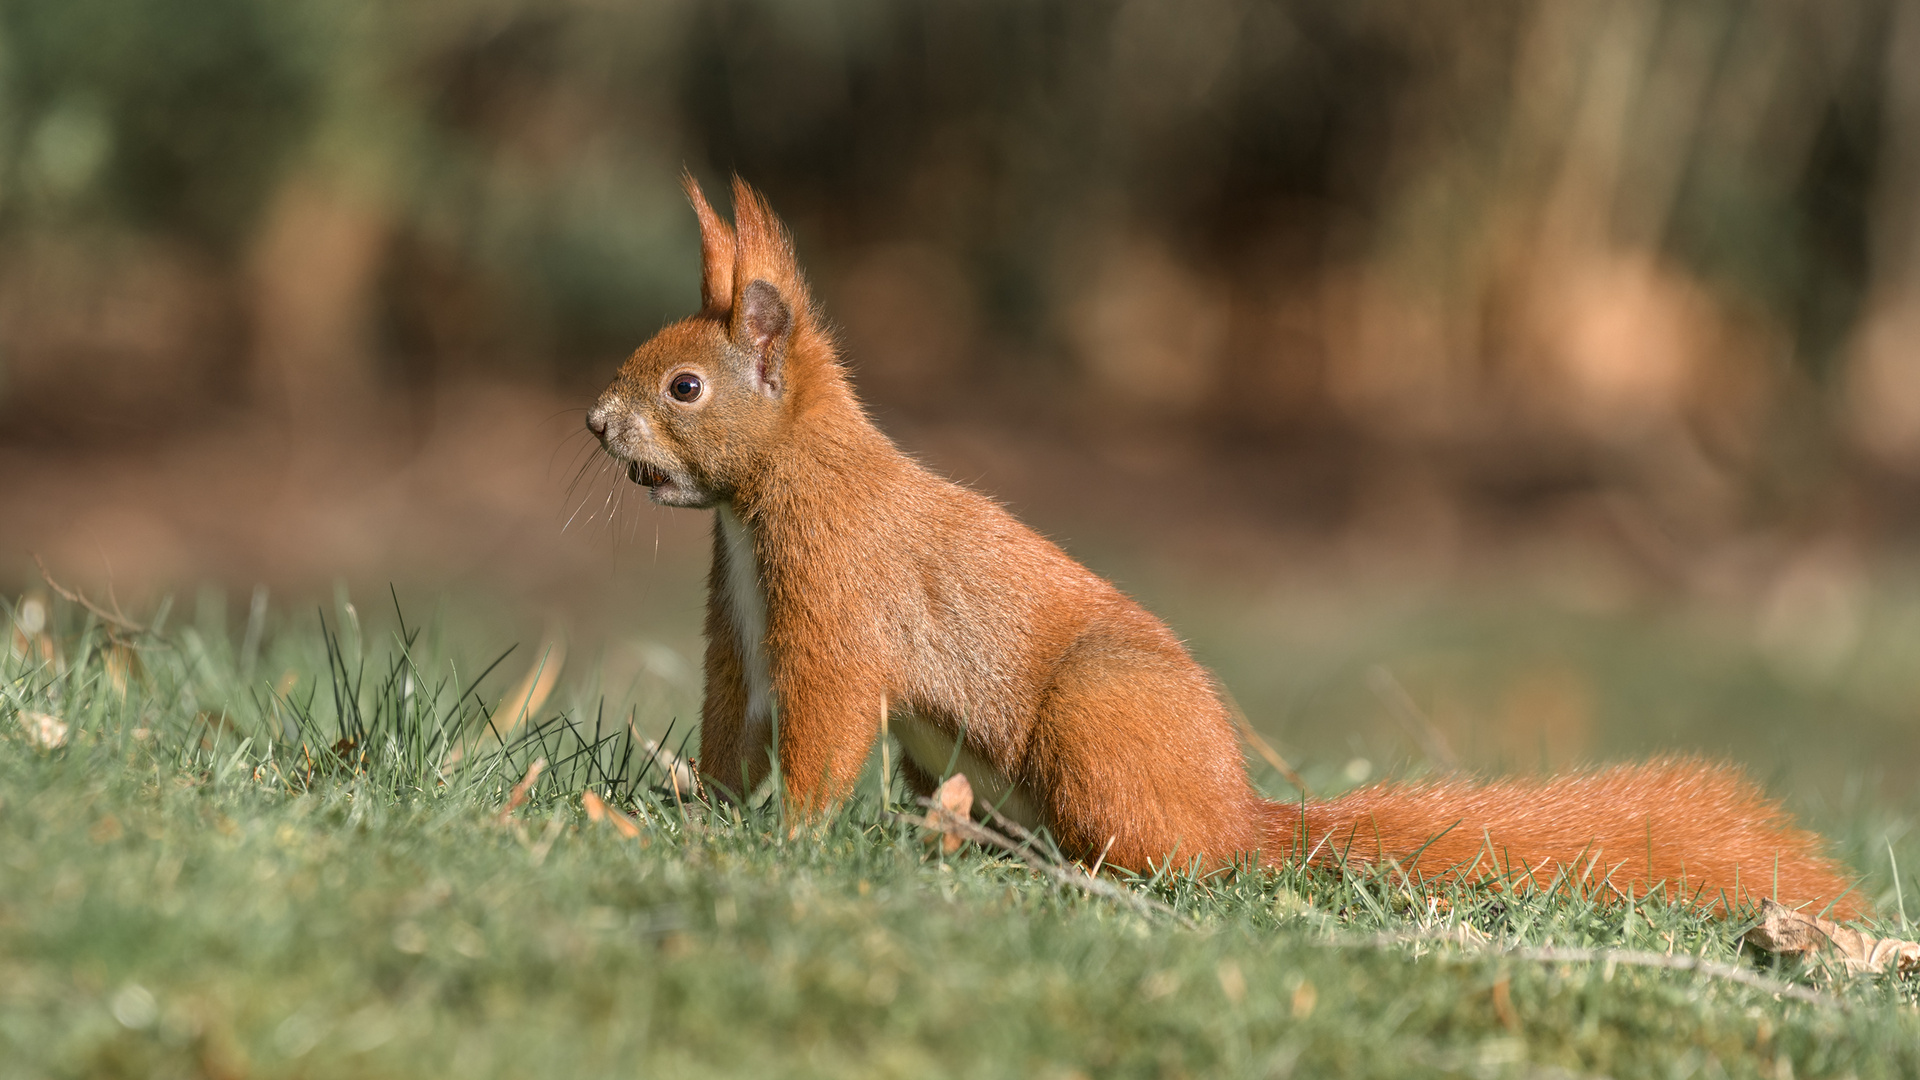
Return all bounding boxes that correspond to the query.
[716,505,773,741]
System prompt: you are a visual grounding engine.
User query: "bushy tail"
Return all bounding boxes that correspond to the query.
[1258,759,1859,919]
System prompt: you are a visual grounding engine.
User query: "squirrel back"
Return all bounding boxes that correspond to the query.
[587,176,1860,920]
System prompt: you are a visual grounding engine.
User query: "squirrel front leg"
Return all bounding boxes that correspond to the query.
[768,642,886,819]
[695,591,769,803]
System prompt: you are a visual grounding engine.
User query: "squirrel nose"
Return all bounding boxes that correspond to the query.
[586,410,609,439]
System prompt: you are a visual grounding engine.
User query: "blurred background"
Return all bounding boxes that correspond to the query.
[6,0,1920,803]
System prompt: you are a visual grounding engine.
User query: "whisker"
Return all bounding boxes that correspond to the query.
[597,468,621,524]
[562,446,601,505]
[607,471,631,557]
[562,486,591,534]
[552,426,595,480]
[584,458,622,529]
[625,483,645,548]
[564,457,616,533]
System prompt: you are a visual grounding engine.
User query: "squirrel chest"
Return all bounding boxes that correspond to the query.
[716,505,774,745]
[717,504,1040,825]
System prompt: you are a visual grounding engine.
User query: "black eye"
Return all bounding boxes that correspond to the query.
[669,373,704,402]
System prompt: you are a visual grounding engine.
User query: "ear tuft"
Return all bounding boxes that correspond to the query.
[682,170,735,314]
[737,278,792,395]
[721,179,817,398]
[728,177,805,308]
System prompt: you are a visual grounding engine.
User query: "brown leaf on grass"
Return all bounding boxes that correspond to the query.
[1290,979,1317,1018]
[918,773,974,854]
[490,635,566,741]
[1744,898,1920,976]
[104,644,138,698]
[1491,973,1518,1031]
[937,773,973,817]
[496,757,547,822]
[582,789,642,839]
[1216,960,1247,1005]
[19,710,68,749]
[11,629,54,665]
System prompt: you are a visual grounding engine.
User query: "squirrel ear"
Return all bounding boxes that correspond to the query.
[724,178,809,398]
[734,279,792,397]
[682,170,735,314]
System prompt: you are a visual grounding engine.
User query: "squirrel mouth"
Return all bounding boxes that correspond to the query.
[623,457,710,507]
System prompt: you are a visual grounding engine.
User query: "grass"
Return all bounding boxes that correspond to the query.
[4,589,1920,1079]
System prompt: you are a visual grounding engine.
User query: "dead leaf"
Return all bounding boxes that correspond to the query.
[919,773,974,854]
[19,710,68,749]
[1217,960,1246,1005]
[582,789,642,839]
[1744,898,1920,976]
[496,757,547,822]
[104,644,137,698]
[937,773,972,817]
[1491,973,1518,1031]
[11,628,48,663]
[1291,979,1317,1018]
[491,635,566,740]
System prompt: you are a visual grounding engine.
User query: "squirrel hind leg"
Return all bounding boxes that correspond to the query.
[1020,623,1265,874]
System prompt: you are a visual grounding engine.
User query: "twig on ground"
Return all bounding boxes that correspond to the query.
[1344,929,1843,1009]
[33,554,151,642]
[1515,945,1840,1008]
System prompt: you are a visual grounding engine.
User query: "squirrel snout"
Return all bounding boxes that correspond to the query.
[585,410,610,439]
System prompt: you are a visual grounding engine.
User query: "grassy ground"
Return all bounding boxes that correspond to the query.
[4,591,1920,1079]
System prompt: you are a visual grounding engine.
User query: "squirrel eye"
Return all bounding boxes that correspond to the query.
[668,373,704,403]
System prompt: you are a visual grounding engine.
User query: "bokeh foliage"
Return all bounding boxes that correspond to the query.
[5,0,1920,613]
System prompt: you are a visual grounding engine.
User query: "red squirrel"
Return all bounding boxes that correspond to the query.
[586,175,1859,919]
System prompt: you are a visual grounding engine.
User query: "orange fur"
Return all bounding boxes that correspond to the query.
[586,178,1860,920]
[1263,759,1858,917]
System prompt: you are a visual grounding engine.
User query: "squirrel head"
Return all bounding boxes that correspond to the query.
[587,174,834,508]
